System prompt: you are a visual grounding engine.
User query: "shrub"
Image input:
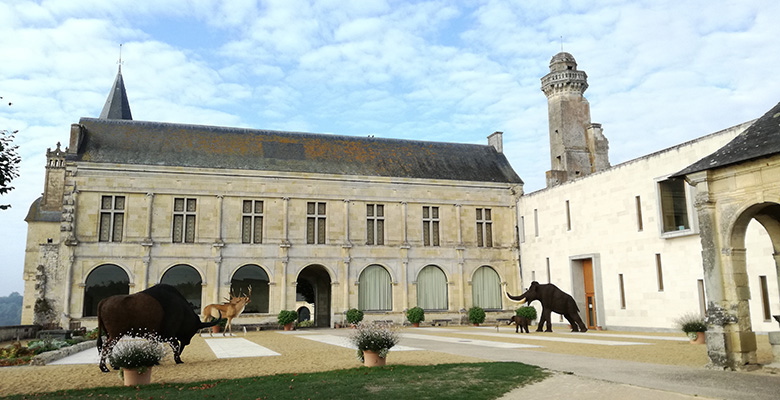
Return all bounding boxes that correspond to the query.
[349,322,399,361]
[345,308,364,325]
[468,306,486,324]
[406,307,425,324]
[675,312,707,339]
[277,310,298,326]
[107,334,167,374]
[297,320,314,328]
[515,306,537,321]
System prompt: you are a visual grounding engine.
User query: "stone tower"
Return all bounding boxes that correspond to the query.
[541,52,609,187]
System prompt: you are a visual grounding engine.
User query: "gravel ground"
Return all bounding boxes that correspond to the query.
[0,327,773,397]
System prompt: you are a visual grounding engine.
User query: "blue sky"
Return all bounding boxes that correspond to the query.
[1,0,779,296]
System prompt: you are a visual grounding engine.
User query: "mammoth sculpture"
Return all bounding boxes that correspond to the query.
[506,281,588,332]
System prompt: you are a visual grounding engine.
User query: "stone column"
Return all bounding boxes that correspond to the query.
[142,193,155,288]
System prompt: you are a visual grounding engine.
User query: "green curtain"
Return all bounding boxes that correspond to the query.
[417,265,447,310]
[359,265,392,311]
[472,266,501,309]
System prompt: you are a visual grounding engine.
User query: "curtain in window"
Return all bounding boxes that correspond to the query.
[472,266,501,309]
[358,265,392,311]
[417,265,447,310]
[83,264,129,317]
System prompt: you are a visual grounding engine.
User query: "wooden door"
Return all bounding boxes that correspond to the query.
[582,259,596,329]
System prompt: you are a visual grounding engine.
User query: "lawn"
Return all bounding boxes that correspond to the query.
[1,362,548,400]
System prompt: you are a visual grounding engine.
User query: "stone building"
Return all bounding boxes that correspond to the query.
[22,66,524,328]
[20,52,779,369]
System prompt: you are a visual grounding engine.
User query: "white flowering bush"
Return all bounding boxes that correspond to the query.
[108,332,167,375]
[348,322,399,361]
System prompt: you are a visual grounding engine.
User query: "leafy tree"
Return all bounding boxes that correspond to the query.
[0,292,23,326]
[1,96,20,210]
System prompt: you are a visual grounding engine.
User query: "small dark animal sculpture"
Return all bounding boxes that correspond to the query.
[96,283,222,372]
[506,281,588,333]
[507,315,530,333]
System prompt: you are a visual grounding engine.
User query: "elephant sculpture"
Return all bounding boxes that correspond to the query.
[507,315,530,333]
[506,281,588,332]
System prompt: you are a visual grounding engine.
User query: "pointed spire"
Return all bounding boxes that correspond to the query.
[99,45,133,120]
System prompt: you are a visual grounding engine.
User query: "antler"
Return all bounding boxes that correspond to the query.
[247,285,252,297]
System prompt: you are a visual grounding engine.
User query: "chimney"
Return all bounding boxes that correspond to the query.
[488,131,503,153]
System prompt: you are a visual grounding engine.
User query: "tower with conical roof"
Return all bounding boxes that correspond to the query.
[541,52,609,187]
[99,65,133,120]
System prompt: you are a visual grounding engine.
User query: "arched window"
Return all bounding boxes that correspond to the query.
[83,264,129,317]
[359,265,392,311]
[230,264,270,313]
[472,266,501,310]
[417,265,447,310]
[161,264,202,312]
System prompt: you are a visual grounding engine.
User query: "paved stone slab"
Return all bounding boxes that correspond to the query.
[288,333,421,351]
[401,333,540,349]
[204,338,280,358]
[560,332,688,342]
[464,330,651,346]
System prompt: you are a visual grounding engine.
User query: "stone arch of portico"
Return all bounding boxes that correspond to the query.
[699,199,780,369]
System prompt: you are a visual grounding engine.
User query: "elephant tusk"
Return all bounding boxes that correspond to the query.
[517,298,527,305]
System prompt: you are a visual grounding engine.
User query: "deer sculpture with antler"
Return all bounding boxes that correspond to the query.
[201,285,252,336]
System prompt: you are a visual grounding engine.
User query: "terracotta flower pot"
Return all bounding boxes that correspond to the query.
[211,325,220,334]
[689,332,705,344]
[284,323,294,331]
[122,367,153,386]
[362,350,386,367]
[412,322,420,327]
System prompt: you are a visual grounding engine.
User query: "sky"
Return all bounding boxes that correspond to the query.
[1,0,779,297]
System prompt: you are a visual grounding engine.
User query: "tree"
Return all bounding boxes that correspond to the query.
[1,96,20,210]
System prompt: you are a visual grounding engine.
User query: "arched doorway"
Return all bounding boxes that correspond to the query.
[161,264,202,312]
[83,264,129,317]
[230,264,270,313]
[297,265,331,327]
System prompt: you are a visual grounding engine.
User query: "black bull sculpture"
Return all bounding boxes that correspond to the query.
[96,283,222,372]
[506,281,588,332]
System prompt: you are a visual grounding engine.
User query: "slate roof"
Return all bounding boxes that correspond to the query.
[25,197,62,223]
[70,118,523,184]
[673,101,780,177]
[99,67,133,120]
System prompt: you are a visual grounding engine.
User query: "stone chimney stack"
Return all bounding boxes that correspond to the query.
[488,131,503,153]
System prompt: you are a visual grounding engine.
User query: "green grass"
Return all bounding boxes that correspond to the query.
[2,362,548,400]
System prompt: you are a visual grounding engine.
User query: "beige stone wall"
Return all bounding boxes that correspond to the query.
[38,162,520,328]
[517,121,779,331]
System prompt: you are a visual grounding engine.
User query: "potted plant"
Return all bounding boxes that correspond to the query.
[675,312,707,344]
[345,308,364,327]
[349,322,400,367]
[406,306,425,327]
[516,306,537,322]
[278,310,298,331]
[468,306,486,326]
[107,335,166,386]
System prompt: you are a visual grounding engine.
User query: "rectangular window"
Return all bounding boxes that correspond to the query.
[366,204,385,245]
[565,200,571,231]
[306,202,326,244]
[99,195,125,242]
[173,197,196,243]
[546,258,551,283]
[760,276,771,321]
[619,274,626,309]
[422,206,440,246]
[659,178,690,233]
[476,208,493,247]
[655,253,664,292]
[635,195,644,231]
[241,200,263,244]
[533,208,539,237]
[519,216,525,243]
